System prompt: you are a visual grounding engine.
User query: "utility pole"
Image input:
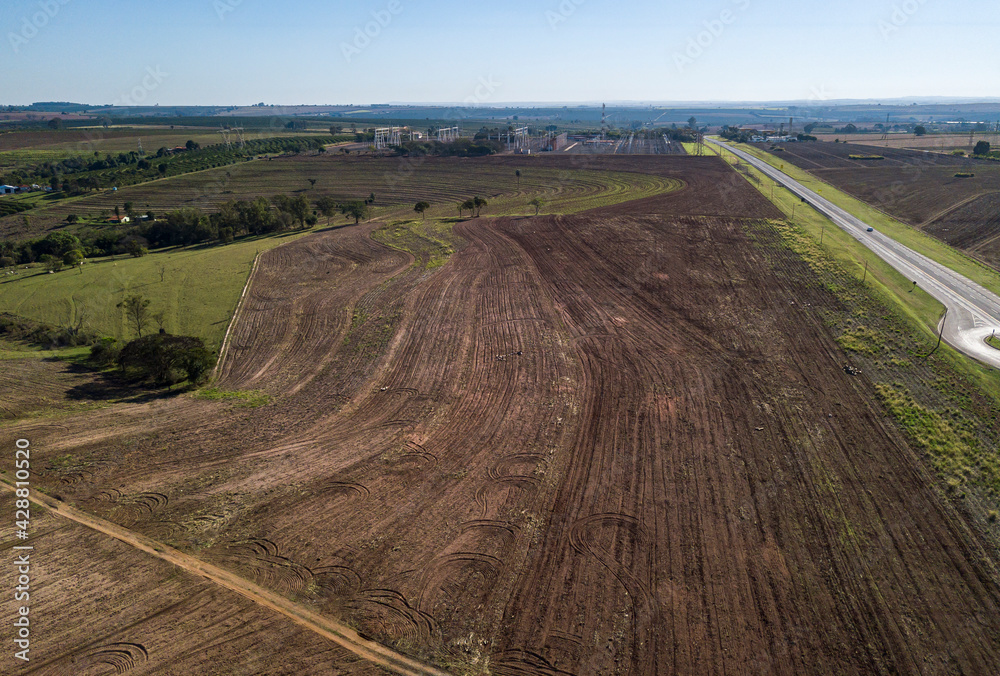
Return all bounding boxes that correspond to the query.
[862,260,868,283]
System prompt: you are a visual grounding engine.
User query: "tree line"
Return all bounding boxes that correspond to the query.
[0,194,375,267]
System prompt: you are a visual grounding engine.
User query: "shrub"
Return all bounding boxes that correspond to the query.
[954,172,975,178]
[118,334,216,385]
[89,337,121,366]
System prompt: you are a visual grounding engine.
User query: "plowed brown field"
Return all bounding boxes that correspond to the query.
[4,156,1000,674]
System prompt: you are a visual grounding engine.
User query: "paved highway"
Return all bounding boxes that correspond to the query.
[708,137,1000,370]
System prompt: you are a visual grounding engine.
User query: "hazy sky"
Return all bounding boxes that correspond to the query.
[3,0,998,105]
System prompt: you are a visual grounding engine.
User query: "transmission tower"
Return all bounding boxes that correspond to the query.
[137,138,144,155]
[513,126,529,152]
[219,127,232,150]
[601,103,608,140]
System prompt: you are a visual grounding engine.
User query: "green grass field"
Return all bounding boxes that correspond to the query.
[0,229,312,350]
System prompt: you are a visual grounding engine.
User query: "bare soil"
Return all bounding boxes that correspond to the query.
[4,155,1000,674]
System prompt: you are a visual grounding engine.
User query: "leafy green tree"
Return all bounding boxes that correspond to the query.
[414,201,430,219]
[974,141,991,156]
[62,249,84,267]
[515,169,521,187]
[914,125,927,136]
[47,117,62,130]
[529,197,544,215]
[316,196,338,226]
[117,294,152,338]
[288,195,310,229]
[461,198,475,217]
[308,178,317,189]
[118,334,215,384]
[472,196,487,217]
[339,201,370,224]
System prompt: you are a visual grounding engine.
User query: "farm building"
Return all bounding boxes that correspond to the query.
[0,185,15,195]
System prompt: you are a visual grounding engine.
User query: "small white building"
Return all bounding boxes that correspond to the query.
[0,185,15,195]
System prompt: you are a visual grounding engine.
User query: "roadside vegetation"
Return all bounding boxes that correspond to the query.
[718,141,1000,533]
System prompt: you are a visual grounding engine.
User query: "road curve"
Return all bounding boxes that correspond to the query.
[0,480,451,676]
[708,137,1000,370]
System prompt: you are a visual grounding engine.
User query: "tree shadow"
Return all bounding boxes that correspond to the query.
[58,361,188,403]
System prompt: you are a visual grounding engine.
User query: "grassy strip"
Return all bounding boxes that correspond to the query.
[0,229,314,350]
[372,218,462,270]
[875,383,998,496]
[0,343,89,361]
[724,141,1000,298]
[728,150,1000,524]
[681,142,718,156]
[195,387,271,408]
[987,334,1000,350]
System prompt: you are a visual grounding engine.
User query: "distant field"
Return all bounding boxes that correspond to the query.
[0,127,324,154]
[0,154,687,239]
[753,140,1000,270]
[816,132,1000,154]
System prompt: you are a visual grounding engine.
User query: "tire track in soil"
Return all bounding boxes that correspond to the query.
[0,480,450,676]
[487,214,1000,675]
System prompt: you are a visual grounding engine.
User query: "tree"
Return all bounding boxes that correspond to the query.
[472,196,487,217]
[157,163,168,175]
[339,201,370,224]
[117,294,152,338]
[285,195,310,229]
[460,198,475,217]
[47,117,62,130]
[62,249,84,267]
[316,196,338,226]
[308,178,317,189]
[66,214,78,224]
[688,116,697,129]
[123,201,135,221]
[113,205,121,223]
[974,141,991,156]
[914,125,927,136]
[515,169,521,188]
[185,140,199,150]
[529,197,544,216]
[117,334,215,385]
[414,201,430,219]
